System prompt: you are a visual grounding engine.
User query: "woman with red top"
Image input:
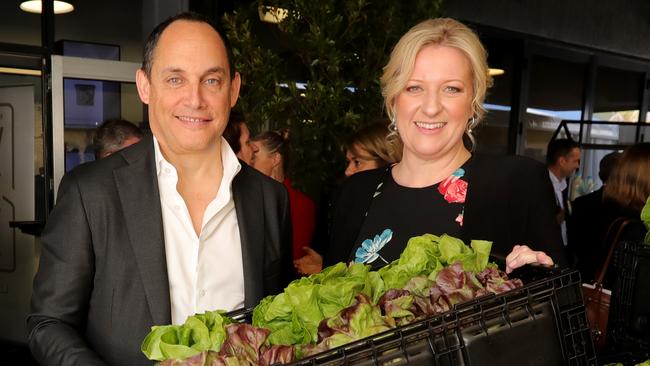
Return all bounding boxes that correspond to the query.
[251,130,316,262]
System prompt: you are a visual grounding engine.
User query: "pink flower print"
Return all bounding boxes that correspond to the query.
[455,212,464,226]
[438,168,467,203]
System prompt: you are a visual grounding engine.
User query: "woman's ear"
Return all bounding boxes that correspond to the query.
[271,152,282,168]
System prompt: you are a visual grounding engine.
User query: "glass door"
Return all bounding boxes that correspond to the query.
[50,55,141,198]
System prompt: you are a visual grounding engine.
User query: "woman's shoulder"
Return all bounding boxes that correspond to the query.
[339,167,387,195]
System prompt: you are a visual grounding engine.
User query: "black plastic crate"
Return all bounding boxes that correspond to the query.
[232,267,596,366]
[608,240,650,360]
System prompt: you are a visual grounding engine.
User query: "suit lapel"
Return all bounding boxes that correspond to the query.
[233,166,264,308]
[114,137,171,325]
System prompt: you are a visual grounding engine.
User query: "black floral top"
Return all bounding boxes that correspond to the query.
[351,164,469,269]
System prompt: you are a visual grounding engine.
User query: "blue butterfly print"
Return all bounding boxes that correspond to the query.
[355,229,393,264]
[451,168,465,178]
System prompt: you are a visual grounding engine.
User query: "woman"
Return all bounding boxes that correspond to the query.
[252,130,316,262]
[324,18,562,272]
[344,122,402,177]
[585,143,650,286]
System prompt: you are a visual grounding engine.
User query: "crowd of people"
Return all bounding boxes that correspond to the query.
[26,11,649,366]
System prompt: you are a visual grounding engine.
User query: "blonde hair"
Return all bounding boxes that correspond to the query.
[345,122,402,166]
[603,143,650,213]
[380,18,492,148]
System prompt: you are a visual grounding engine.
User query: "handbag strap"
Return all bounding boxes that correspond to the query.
[594,217,632,285]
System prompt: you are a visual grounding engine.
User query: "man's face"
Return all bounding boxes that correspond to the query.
[236,123,256,165]
[560,147,581,178]
[136,20,240,157]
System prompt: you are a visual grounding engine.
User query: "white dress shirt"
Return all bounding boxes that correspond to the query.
[548,170,568,246]
[154,137,245,325]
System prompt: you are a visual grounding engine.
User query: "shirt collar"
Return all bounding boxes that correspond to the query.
[153,136,242,179]
[548,169,567,191]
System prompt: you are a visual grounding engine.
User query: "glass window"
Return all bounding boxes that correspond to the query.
[593,66,644,123]
[477,37,517,155]
[522,55,587,162]
[63,80,143,172]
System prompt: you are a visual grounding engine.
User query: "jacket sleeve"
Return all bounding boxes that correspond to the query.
[522,160,568,267]
[27,172,107,366]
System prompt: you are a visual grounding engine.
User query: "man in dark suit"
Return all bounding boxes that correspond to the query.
[569,151,620,282]
[27,12,292,366]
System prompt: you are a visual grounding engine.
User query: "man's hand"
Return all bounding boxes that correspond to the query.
[294,247,323,275]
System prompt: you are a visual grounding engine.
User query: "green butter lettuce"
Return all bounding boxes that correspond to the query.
[254,233,493,347]
[141,310,232,361]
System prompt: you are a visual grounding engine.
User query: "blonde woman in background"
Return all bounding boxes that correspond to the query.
[344,122,402,177]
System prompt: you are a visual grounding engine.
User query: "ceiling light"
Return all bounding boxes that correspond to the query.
[20,1,74,15]
[258,5,288,24]
[489,68,505,76]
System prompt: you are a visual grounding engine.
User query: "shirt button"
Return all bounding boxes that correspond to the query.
[199,289,206,297]
[164,168,171,174]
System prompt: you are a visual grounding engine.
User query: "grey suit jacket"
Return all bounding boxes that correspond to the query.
[27,137,293,366]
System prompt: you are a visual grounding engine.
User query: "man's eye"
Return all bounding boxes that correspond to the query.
[167,77,182,85]
[205,78,221,86]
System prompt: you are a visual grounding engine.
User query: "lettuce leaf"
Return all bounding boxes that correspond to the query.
[141,310,232,361]
[641,196,650,245]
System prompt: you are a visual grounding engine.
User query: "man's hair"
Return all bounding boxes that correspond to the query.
[141,11,235,78]
[598,151,621,183]
[94,119,143,159]
[546,138,580,166]
[223,111,246,154]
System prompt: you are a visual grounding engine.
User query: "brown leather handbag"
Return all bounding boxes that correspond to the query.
[581,217,631,348]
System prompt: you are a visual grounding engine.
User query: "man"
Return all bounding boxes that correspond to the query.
[569,151,620,281]
[93,119,143,159]
[223,110,257,165]
[28,12,292,366]
[546,138,581,247]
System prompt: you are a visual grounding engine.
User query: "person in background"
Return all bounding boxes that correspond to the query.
[223,110,257,165]
[324,18,563,273]
[28,12,292,366]
[251,130,316,265]
[597,143,650,286]
[344,121,402,177]
[294,121,401,275]
[546,138,581,247]
[569,151,621,281]
[94,119,143,159]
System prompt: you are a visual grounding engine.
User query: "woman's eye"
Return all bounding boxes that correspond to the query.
[444,86,461,93]
[354,160,362,168]
[405,85,422,93]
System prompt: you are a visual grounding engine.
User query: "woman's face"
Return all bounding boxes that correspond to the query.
[394,44,474,162]
[251,141,277,177]
[345,144,381,177]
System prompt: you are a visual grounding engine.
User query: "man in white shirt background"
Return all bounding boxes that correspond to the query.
[28,12,292,366]
[546,138,581,250]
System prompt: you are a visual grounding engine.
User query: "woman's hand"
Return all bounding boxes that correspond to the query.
[294,247,323,275]
[505,245,554,274]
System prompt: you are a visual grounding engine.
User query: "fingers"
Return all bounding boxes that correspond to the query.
[505,245,554,274]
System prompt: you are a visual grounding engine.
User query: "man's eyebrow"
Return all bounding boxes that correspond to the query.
[159,67,227,75]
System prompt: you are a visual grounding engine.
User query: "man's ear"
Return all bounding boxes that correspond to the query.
[230,71,241,107]
[135,69,150,105]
